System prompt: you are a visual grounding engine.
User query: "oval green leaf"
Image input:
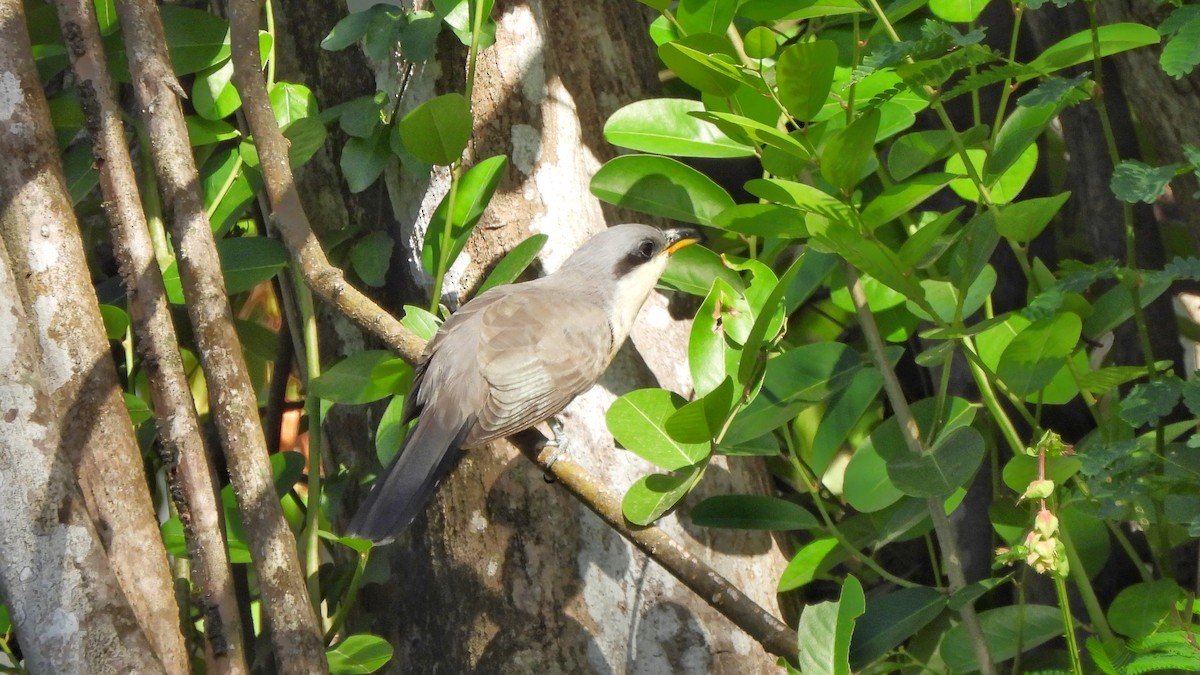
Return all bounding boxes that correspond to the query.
[590,154,735,226]
[607,389,711,470]
[397,93,473,165]
[690,494,819,530]
[604,99,754,158]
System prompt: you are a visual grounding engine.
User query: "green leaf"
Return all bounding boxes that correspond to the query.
[657,37,747,96]
[821,109,880,193]
[1111,160,1180,204]
[887,426,986,498]
[1120,375,1183,427]
[1001,454,1081,494]
[399,11,440,62]
[929,0,989,23]
[736,252,810,388]
[192,60,240,121]
[947,145,1037,204]
[996,312,1082,397]
[475,234,548,296]
[375,395,412,466]
[150,7,231,77]
[1160,10,1200,78]
[341,127,391,193]
[712,203,808,238]
[604,99,754,158]
[362,6,407,62]
[724,342,862,445]
[284,117,328,168]
[1107,580,1183,639]
[690,495,819,530]
[674,0,737,37]
[622,463,706,526]
[269,82,319,127]
[396,93,473,165]
[778,538,840,592]
[796,576,866,675]
[401,305,440,341]
[887,125,989,181]
[844,397,975,512]
[743,26,777,60]
[1027,23,1161,78]
[909,264,996,323]
[861,173,955,230]
[689,111,815,159]
[738,0,865,22]
[310,351,398,405]
[744,178,855,225]
[124,392,153,426]
[898,208,963,269]
[776,40,838,121]
[807,219,926,303]
[186,116,240,146]
[350,231,394,287]
[161,236,288,303]
[690,280,736,396]
[322,6,390,51]
[810,367,884,475]
[660,244,744,296]
[940,606,1064,672]
[987,102,1058,181]
[422,155,508,276]
[327,634,394,674]
[850,587,948,669]
[590,155,735,226]
[338,93,386,138]
[607,389,711,471]
[665,378,735,443]
[993,192,1070,243]
[99,304,129,340]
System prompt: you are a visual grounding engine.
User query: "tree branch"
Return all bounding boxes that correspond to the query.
[113,0,327,670]
[56,0,248,670]
[512,431,800,665]
[226,0,424,365]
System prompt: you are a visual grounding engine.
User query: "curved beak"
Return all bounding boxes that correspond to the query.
[663,227,704,256]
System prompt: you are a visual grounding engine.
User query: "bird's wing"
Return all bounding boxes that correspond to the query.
[464,290,612,446]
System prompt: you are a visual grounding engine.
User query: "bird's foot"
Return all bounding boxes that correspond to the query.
[541,416,569,483]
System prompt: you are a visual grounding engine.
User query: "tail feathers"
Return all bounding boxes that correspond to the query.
[347,407,467,543]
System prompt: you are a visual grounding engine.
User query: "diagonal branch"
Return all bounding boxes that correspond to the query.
[512,431,801,665]
[227,0,424,365]
[56,0,248,670]
[114,0,327,670]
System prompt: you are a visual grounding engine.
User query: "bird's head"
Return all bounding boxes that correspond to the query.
[558,223,703,344]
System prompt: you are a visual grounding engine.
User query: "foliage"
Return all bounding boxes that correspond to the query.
[17,0,1200,671]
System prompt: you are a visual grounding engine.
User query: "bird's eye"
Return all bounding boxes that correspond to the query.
[636,240,656,259]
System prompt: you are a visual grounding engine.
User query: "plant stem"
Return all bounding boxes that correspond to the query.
[846,264,996,674]
[1053,574,1084,675]
[296,275,324,622]
[1059,521,1116,643]
[324,549,370,644]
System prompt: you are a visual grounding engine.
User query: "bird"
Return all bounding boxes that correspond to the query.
[347,223,702,543]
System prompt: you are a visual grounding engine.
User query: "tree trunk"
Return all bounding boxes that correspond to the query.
[290,1,791,671]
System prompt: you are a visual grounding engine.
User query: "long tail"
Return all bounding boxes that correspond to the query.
[347,405,467,543]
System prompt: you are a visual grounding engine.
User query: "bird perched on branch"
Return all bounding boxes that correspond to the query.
[348,223,701,542]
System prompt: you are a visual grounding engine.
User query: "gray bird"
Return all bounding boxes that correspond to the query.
[348,223,701,542]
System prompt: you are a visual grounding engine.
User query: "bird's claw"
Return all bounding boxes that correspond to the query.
[541,417,569,483]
